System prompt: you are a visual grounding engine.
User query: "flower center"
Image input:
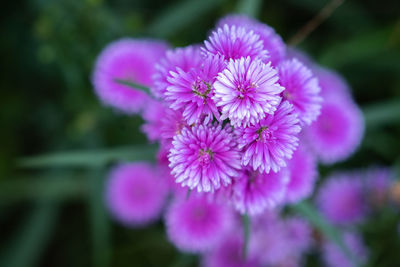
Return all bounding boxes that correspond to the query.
[192,80,211,99]
[257,126,274,142]
[237,82,257,99]
[198,148,214,164]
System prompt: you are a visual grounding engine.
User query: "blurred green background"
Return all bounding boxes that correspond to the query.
[1,0,400,266]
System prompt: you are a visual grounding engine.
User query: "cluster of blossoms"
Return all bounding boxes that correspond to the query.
[92,14,370,266]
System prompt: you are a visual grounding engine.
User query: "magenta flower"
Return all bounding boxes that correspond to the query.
[278,59,322,125]
[317,172,367,225]
[152,45,203,99]
[305,96,364,164]
[314,66,352,99]
[92,39,168,113]
[141,99,167,142]
[216,14,286,65]
[202,233,261,267]
[165,194,234,253]
[203,24,268,61]
[285,143,318,203]
[322,232,368,267]
[213,57,284,127]
[236,101,301,173]
[168,123,241,192]
[105,163,169,226]
[365,167,393,207]
[228,168,289,215]
[285,217,313,253]
[165,55,225,125]
[160,108,187,140]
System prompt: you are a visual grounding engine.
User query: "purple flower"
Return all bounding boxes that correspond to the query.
[216,14,286,66]
[165,55,225,125]
[305,95,364,164]
[92,39,168,113]
[168,123,241,192]
[365,166,393,207]
[213,57,284,127]
[317,172,367,225]
[202,232,261,267]
[322,232,368,267]
[228,168,289,215]
[141,99,167,142]
[160,108,187,140]
[165,194,234,253]
[278,59,322,125]
[236,101,301,173]
[152,45,203,99]
[285,143,318,203]
[314,67,352,99]
[203,24,268,61]
[105,163,169,226]
[285,217,313,253]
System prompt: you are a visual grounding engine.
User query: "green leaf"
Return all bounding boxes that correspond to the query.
[0,200,59,267]
[114,79,151,94]
[88,168,111,267]
[292,201,359,267]
[363,98,400,128]
[147,0,225,38]
[17,145,158,168]
[236,0,262,18]
[0,175,88,204]
[241,213,250,259]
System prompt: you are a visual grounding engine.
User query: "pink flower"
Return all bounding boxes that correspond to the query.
[305,95,364,164]
[216,14,286,65]
[213,57,284,127]
[278,59,322,125]
[165,55,225,125]
[365,166,393,207]
[165,194,234,253]
[202,232,261,267]
[203,24,268,61]
[285,143,318,203]
[92,39,168,113]
[236,101,301,173]
[105,162,169,226]
[152,45,203,99]
[168,123,241,192]
[322,232,368,267]
[317,172,367,225]
[141,99,167,142]
[228,168,289,215]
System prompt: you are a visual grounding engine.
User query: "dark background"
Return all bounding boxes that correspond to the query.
[1,0,399,266]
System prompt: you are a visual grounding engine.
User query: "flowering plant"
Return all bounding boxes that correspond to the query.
[89,13,393,267]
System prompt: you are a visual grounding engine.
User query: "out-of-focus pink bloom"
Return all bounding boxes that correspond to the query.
[105,162,169,226]
[92,39,168,113]
[228,168,289,215]
[322,232,368,267]
[285,143,318,203]
[305,95,364,164]
[165,194,234,253]
[317,172,367,225]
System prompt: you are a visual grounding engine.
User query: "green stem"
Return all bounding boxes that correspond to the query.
[114,79,150,94]
[242,213,250,259]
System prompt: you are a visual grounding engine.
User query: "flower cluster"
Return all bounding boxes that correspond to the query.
[91,14,369,267]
